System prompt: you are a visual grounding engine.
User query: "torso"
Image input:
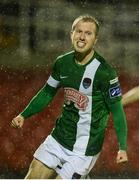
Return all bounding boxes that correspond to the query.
[49,51,121,155]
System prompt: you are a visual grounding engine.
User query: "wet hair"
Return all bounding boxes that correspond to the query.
[71,14,99,36]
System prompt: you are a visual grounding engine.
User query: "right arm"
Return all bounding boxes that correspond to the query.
[11,83,58,128]
[122,86,139,106]
[20,84,57,119]
[11,57,62,128]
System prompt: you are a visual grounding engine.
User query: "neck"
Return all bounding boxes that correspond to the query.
[75,49,94,65]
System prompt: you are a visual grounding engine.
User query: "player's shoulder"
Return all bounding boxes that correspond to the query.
[56,51,74,62]
[95,51,116,73]
[95,51,117,80]
[52,51,74,68]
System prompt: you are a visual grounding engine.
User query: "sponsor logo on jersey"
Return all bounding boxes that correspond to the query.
[110,77,118,84]
[109,85,122,98]
[64,88,89,110]
[82,78,92,89]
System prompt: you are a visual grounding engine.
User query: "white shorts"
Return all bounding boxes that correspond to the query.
[34,135,99,179]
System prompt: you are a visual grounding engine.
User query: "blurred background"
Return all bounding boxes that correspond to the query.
[0,0,139,178]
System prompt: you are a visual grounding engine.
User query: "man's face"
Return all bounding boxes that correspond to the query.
[71,21,98,54]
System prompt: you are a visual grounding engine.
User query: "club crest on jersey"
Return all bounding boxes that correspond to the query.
[82,78,92,89]
[64,88,89,110]
[109,85,122,98]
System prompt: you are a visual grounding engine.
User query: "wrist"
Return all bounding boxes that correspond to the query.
[18,114,25,120]
[118,149,127,153]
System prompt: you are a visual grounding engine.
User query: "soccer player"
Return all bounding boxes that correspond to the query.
[122,86,139,106]
[11,15,128,179]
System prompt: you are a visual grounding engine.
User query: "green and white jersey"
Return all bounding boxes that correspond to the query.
[47,51,122,156]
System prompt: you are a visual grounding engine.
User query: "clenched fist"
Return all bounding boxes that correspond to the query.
[116,150,128,163]
[11,115,25,128]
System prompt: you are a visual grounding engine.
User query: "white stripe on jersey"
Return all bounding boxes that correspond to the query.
[47,75,60,88]
[73,58,101,155]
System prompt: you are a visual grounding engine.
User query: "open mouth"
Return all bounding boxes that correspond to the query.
[77,41,86,48]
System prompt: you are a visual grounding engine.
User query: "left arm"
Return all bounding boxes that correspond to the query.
[100,64,128,163]
[109,101,128,163]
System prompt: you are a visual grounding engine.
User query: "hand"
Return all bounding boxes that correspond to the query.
[116,150,128,164]
[11,115,25,128]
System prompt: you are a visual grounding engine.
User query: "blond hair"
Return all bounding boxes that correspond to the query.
[71,15,99,36]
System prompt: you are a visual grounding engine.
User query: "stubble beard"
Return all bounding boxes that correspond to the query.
[74,47,93,62]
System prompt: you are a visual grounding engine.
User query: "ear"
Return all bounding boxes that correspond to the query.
[70,31,73,40]
[94,37,98,45]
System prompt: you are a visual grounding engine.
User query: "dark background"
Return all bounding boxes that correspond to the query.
[0,0,139,178]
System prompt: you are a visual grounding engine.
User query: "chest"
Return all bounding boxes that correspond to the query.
[60,64,84,88]
[59,59,101,96]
